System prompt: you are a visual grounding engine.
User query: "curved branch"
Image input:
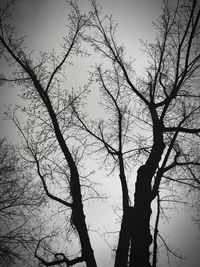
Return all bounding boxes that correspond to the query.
[72,106,118,155]
[35,238,84,266]
[90,1,150,106]
[45,5,85,92]
[12,116,73,208]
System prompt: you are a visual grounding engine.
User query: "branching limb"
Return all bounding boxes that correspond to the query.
[186,165,200,186]
[35,238,84,266]
[72,105,118,155]
[45,1,87,93]
[163,175,200,189]
[11,115,73,208]
[89,0,150,106]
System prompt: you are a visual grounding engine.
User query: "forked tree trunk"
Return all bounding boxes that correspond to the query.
[115,202,152,267]
[115,133,165,266]
[115,169,153,267]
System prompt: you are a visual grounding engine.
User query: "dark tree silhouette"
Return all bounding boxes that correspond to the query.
[81,1,200,266]
[0,0,200,266]
[0,138,43,266]
[0,1,98,266]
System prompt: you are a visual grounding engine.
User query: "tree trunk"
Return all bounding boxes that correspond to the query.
[72,205,97,267]
[152,193,160,267]
[114,154,131,267]
[115,199,153,267]
[116,114,165,267]
[129,202,152,267]
[128,165,153,267]
[114,209,131,267]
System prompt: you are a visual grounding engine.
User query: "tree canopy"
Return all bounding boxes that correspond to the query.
[0,0,200,266]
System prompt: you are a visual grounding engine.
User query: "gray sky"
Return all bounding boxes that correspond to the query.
[0,0,161,138]
[0,1,200,266]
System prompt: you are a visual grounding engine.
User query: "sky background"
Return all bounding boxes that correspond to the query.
[0,0,200,266]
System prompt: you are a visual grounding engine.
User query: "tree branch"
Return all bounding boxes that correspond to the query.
[164,127,200,134]
[11,116,73,208]
[35,238,84,266]
[45,3,85,92]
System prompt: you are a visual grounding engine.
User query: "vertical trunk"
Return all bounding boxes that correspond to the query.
[69,161,97,267]
[129,203,152,267]
[128,123,165,267]
[72,205,97,267]
[114,209,131,267]
[152,193,160,267]
[128,113,165,266]
[114,154,130,267]
[115,109,164,267]
[129,165,153,267]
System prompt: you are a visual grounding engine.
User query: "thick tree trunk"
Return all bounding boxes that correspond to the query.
[114,209,131,267]
[115,112,165,267]
[129,201,152,267]
[72,205,97,267]
[128,165,153,267]
[70,164,97,267]
[115,200,152,267]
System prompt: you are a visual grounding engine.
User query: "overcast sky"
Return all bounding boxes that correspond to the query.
[0,1,200,266]
[0,0,161,137]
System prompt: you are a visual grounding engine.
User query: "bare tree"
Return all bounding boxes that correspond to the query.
[0,138,43,266]
[0,0,200,267]
[77,0,200,266]
[0,0,98,266]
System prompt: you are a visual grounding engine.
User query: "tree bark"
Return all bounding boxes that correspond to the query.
[114,152,130,267]
[128,116,165,267]
[152,193,160,267]
[129,206,152,267]
[71,205,97,267]
[114,209,131,267]
[128,165,153,267]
